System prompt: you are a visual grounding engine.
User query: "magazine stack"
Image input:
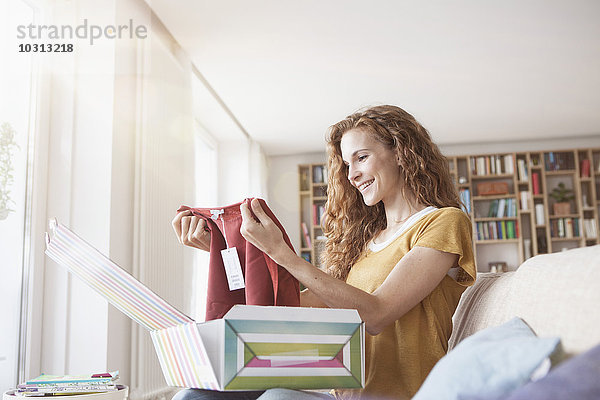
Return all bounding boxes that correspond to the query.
[16,371,119,396]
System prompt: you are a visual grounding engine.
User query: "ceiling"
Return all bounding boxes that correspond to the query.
[147,0,600,155]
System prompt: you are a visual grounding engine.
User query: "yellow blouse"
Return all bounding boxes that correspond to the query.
[334,207,476,400]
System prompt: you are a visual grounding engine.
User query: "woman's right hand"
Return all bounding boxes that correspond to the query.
[171,210,211,252]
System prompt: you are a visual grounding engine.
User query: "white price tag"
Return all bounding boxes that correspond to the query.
[221,247,245,291]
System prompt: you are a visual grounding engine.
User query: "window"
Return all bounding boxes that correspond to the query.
[0,0,38,390]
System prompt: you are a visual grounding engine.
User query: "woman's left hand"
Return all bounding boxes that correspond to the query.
[240,199,293,264]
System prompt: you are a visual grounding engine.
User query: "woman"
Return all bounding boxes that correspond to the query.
[172,105,475,400]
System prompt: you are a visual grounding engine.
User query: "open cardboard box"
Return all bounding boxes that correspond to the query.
[45,219,365,391]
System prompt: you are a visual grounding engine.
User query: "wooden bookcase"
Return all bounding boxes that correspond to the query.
[298,164,328,268]
[298,148,600,273]
[449,148,600,272]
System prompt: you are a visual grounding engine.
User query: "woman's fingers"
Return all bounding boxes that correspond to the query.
[179,216,209,251]
[190,218,211,251]
[240,201,260,244]
[187,216,199,242]
[171,210,191,243]
[173,210,211,251]
[180,216,192,245]
[240,201,256,229]
[250,198,270,224]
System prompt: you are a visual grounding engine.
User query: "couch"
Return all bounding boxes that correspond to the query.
[412,244,600,399]
[448,244,600,357]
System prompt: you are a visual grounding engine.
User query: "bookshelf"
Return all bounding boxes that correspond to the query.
[298,164,328,268]
[299,148,600,273]
[448,148,600,272]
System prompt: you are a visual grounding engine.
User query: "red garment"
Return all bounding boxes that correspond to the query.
[178,198,300,320]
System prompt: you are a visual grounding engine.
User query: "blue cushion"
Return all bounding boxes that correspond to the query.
[412,317,560,400]
[503,342,600,400]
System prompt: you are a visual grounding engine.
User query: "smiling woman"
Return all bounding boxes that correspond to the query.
[323,106,462,281]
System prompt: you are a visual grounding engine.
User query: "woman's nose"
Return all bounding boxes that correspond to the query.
[347,164,360,181]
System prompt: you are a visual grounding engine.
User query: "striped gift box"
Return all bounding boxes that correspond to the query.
[45,219,364,391]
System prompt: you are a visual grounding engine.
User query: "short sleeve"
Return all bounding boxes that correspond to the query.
[412,208,476,286]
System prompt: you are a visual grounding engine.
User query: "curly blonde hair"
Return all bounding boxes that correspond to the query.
[322,105,461,280]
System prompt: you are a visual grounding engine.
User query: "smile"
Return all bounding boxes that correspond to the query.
[358,179,374,192]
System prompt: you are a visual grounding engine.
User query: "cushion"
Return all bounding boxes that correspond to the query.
[412,317,560,400]
[502,342,600,400]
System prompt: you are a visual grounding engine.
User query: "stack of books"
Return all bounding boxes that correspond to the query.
[16,371,119,396]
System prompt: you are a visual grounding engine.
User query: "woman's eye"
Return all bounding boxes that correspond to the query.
[358,155,368,162]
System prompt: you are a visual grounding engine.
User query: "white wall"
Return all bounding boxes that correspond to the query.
[267,152,326,252]
[439,135,600,156]
[217,138,269,205]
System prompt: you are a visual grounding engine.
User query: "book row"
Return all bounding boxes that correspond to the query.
[549,217,582,239]
[544,152,575,171]
[517,159,529,182]
[485,198,518,218]
[475,220,519,241]
[312,203,326,226]
[583,219,598,239]
[312,165,328,184]
[471,154,514,176]
[519,191,531,210]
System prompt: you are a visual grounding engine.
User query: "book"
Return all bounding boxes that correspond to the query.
[565,218,573,238]
[459,188,471,213]
[520,191,529,210]
[506,220,515,239]
[497,198,506,218]
[517,159,528,181]
[535,204,545,226]
[532,172,540,195]
[312,166,324,183]
[584,219,597,239]
[301,222,311,248]
[26,371,118,385]
[487,200,497,218]
[558,218,565,238]
[475,157,485,175]
[300,251,311,262]
[545,152,555,171]
[299,169,309,190]
[504,154,514,174]
[580,159,591,178]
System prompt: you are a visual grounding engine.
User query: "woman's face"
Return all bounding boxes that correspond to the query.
[340,128,404,207]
